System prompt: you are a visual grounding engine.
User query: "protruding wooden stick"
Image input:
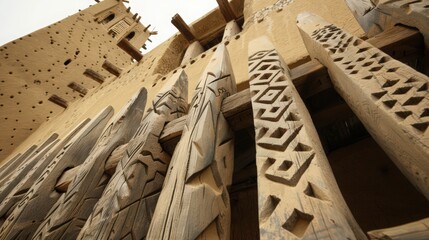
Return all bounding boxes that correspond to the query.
[48,94,68,108]
[83,69,105,84]
[68,82,88,96]
[102,60,122,77]
[171,14,196,42]
[117,38,143,61]
[297,12,429,199]
[216,0,236,22]
[368,217,429,240]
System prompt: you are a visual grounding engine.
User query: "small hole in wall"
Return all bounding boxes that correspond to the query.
[64,59,72,65]
[235,34,241,40]
[201,54,206,58]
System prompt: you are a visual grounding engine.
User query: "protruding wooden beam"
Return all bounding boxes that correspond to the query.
[126,7,130,12]
[102,60,122,77]
[55,166,81,193]
[222,20,240,42]
[48,94,68,108]
[144,24,151,32]
[132,13,138,20]
[297,12,429,200]
[368,217,429,240]
[171,14,196,42]
[216,0,237,22]
[83,68,105,83]
[117,38,143,61]
[180,41,204,65]
[68,82,88,96]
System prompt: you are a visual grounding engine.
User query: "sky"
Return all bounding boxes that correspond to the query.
[0,0,218,52]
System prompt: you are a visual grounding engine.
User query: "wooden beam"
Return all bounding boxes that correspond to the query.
[117,38,143,62]
[368,217,429,240]
[68,81,88,96]
[48,94,68,108]
[102,60,122,77]
[297,12,429,200]
[171,14,196,42]
[83,68,105,84]
[104,143,128,175]
[216,0,237,22]
[55,166,81,193]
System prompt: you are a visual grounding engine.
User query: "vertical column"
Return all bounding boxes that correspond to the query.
[222,20,241,42]
[248,37,365,239]
[297,12,429,199]
[181,41,204,65]
[0,107,113,239]
[77,71,188,240]
[32,88,148,240]
[147,44,236,239]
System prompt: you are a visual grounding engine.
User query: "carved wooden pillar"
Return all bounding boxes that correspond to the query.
[0,107,113,239]
[297,12,429,199]
[77,71,188,240]
[32,88,148,240]
[147,44,236,239]
[0,120,89,227]
[248,37,365,239]
[345,0,429,49]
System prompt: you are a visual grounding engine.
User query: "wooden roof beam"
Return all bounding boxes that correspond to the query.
[117,38,143,62]
[171,14,196,42]
[216,0,236,22]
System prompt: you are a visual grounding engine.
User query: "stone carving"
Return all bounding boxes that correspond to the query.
[345,0,429,48]
[147,44,236,239]
[77,71,187,240]
[0,107,113,240]
[0,120,90,227]
[248,37,365,239]
[0,145,38,185]
[297,12,429,199]
[32,88,147,239]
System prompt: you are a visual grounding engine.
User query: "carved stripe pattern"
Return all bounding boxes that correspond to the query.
[248,37,361,239]
[0,107,113,240]
[77,72,187,240]
[32,88,148,240]
[146,45,236,240]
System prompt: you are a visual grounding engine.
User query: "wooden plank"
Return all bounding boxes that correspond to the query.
[0,107,113,239]
[216,0,237,22]
[33,89,147,240]
[102,60,122,77]
[171,14,196,42]
[247,36,365,239]
[368,217,429,240]
[0,119,90,228]
[83,69,105,84]
[181,41,204,65]
[48,94,68,108]
[78,71,188,240]
[147,45,236,239]
[297,12,429,199]
[117,38,143,62]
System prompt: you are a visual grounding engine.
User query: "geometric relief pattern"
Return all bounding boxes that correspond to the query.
[0,107,114,240]
[77,71,188,240]
[297,12,429,199]
[146,45,236,240]
[32,88,148,240]
[249,37,363,239]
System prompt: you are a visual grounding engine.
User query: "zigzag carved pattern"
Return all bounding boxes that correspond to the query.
[77,71,188,240]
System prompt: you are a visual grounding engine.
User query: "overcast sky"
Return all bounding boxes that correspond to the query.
[0,0,217,52]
